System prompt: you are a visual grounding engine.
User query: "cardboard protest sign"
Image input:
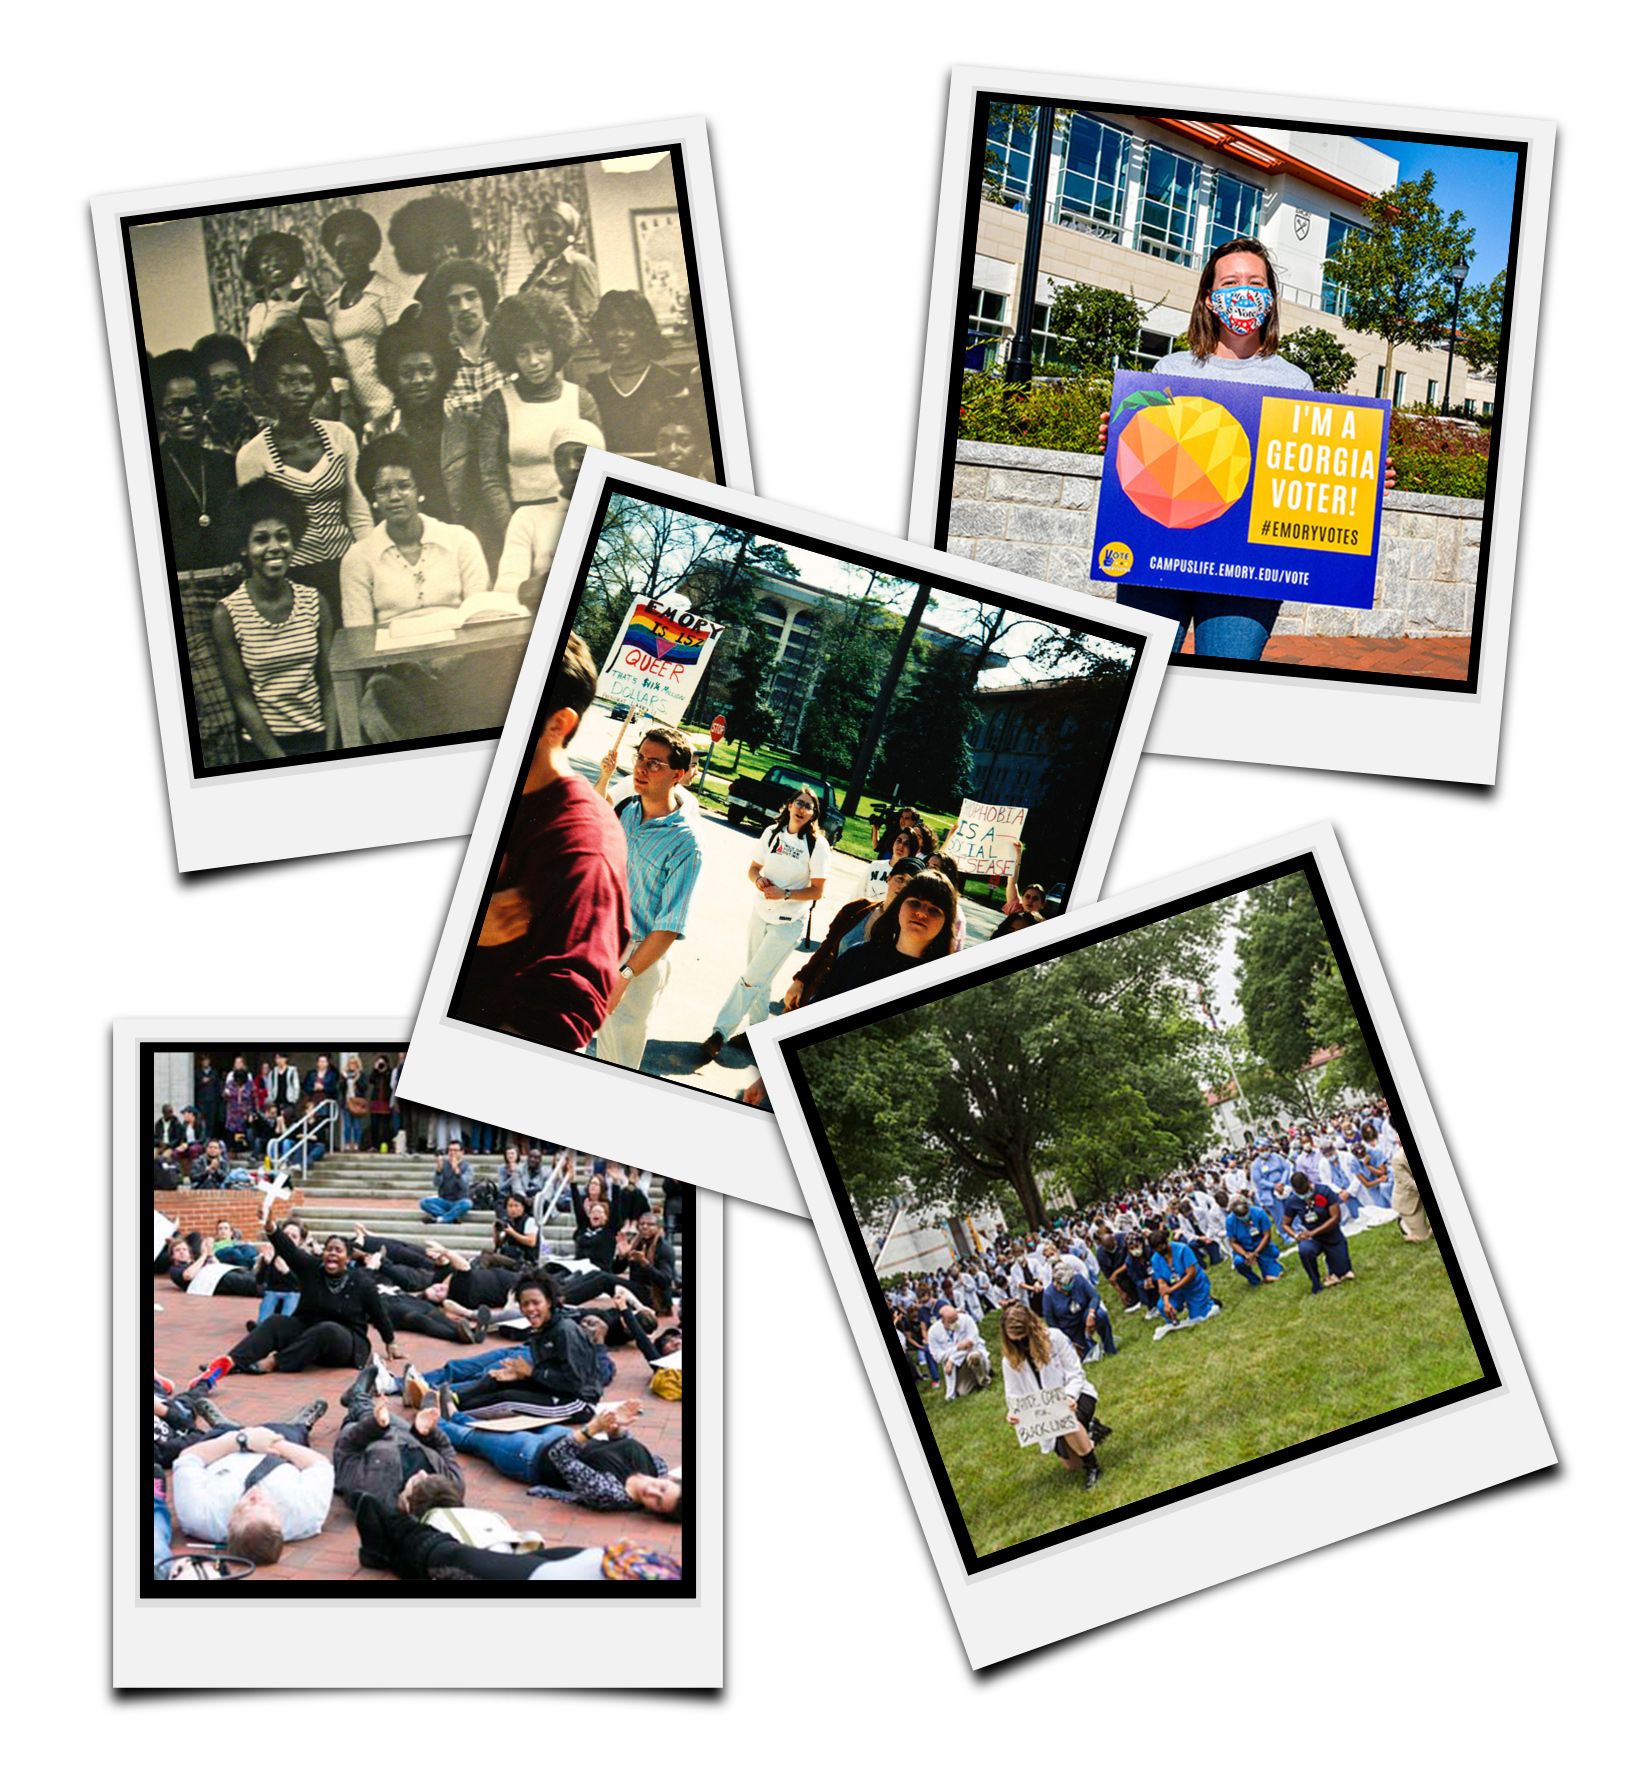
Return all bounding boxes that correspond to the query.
[944,800,1027,872]
[597,595,727,726]
[1091,369,1389,609]
[1012,1386,1079,1448]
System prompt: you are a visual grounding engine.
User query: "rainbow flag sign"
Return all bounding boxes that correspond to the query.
[1090,369,1390,610]
[598,595,727,725]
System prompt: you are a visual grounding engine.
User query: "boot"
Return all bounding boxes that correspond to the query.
[290,1397,329,1431]
[174,1389,236,1430]
[340,1362,378,1416]
[1081,1449,1102,1491]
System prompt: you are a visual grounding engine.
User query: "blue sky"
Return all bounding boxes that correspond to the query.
[1357,137,1521,285]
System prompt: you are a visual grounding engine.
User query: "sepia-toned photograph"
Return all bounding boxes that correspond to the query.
[104,132,743,793]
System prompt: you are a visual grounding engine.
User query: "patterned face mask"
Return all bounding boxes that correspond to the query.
[1207,284,1273,335]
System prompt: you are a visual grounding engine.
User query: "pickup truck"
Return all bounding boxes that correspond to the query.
[725,762,845,844]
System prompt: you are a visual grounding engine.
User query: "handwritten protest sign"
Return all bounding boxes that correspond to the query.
[1091,369,1389,609]
[597,595,727,726]
[944,800,1027,872]
[1012,1387,1079,1448]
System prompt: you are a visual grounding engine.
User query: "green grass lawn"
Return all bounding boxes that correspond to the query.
[917,1224,1485,1560]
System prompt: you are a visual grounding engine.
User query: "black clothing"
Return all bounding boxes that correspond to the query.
[819,941,930,1001]
[441,1264,515,1311]
[269,1226,397,1349]
[169,1262,262,1299]
[449,1307,603,1414]
[383,1296,470,1342]
[355,1495,581,1580]
[576,1224,618,1271]
[158,443,239,572]
[229,1313,366,1373]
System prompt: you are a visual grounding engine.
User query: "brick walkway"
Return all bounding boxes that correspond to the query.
[153,1277,683,1583]
[1177,633,1471,678]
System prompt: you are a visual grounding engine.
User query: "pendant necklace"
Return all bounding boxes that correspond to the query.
[169,446,212,528]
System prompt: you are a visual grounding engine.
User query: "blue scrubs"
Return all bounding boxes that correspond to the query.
[1352,1148,1393,1208]
[1226,1206,1284,1283]
[1151,1239,1215,1322]
[1250,1154,1295,1241]
[1043,1273,1117,1357]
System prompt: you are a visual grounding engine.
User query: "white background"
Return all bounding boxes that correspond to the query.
[6,0,1625,1756]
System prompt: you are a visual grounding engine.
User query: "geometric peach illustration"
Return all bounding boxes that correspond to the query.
[1114,394,1252,529]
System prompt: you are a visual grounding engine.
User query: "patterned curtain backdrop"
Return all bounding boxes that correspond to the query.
[200,164,593,336]
[202,198,358,340]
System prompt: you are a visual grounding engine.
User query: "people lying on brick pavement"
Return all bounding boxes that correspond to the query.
[375,1271,492,1345]
[171,1412,335,1566]
[251,1219,310,1321]
[215,1215,405,1376]
[212,1218,262,1268]
[331,1364,467,1514]
[152,1375,241,1468]
[168,1233,264,1298]
[442,1395,683,1519]
[354,1493,681,1581]
[427,1270,603,1422]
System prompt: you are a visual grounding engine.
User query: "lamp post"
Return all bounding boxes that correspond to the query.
[1441,251,1471,417]
[1004,104,1058,385]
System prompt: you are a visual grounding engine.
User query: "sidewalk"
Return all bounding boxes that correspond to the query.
[574,711,1002,1102]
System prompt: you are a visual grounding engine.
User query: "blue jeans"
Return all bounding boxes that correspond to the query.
[420,1196,472,1223]
[153,1491,172,1580]
[258,1289,300,1322]
[342,1106,362,1148]
[1117,587,1281,661]
[215,1243,259,1267]
[420,1346,528,1389]
[443,1414,573,1482]
[1092,1299,1117,1356]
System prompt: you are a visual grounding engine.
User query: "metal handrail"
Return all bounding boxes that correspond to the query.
[267,1098,340,1182]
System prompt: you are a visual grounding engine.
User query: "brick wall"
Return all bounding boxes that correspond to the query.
[944,440,1482,640]
[154,1187,306,1240]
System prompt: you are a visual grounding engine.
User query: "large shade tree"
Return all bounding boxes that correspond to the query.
[795,902,1226,1231]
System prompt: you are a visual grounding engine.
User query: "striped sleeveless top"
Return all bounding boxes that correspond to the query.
[222,583,325,736]
[256,421,355,565]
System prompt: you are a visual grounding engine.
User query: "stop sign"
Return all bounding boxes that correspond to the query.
[710,715,727,741]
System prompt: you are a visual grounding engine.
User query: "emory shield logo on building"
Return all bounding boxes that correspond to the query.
[1097,541,1134,578]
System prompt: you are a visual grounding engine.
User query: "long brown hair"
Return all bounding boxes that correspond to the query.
[773,784,822,850]
[1000,1303,1051,1372]
[872,868,958,959]
[1186,236,1283,361]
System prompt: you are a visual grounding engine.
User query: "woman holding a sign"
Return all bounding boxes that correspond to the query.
[999,1302,1112,1492]
[1101,237,1392,662]
[702,787,830,1059]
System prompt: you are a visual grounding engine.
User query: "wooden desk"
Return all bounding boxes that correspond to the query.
[329,615,536,748]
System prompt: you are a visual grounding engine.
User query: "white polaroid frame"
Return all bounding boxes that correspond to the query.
[910,69,1555,786]
[93,118,752,873]
[112,1017,723,1690]
[398,452,1175,1218]
[748,824,1555,1668]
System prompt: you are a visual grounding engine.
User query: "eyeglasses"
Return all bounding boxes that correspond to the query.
[632,754,676,773]
[161,398,205,415]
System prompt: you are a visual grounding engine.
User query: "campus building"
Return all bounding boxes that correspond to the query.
[966,680,1095,808]
[701,566,1004,749]
[973,111,1495,413]
[1202,1045,1346,1144]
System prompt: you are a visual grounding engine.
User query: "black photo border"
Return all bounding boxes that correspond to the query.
[932,90,1531,698]
[119,140,730,782]
[137,1036,697,1601]
[772,849,1501,1575]
[442,469,1155,1106]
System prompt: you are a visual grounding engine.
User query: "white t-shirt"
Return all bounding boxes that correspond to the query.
[172,1449,334,1543]
[755,824,830,923]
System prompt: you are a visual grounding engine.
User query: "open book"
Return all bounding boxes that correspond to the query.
[375,592,531,651]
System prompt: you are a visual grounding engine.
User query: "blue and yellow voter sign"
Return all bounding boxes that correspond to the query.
[1090,369,1390,609]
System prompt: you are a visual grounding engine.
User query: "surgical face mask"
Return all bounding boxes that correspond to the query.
[1207,284,1272,335]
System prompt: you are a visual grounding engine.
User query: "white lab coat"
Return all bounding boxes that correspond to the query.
[1002,1327,1097,1455]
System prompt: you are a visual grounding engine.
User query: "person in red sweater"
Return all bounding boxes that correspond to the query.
[452,632,630,1050]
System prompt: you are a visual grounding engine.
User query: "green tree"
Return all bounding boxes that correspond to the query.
[1279,325,1360,394]
[1234,873,1332,1117]
[874,643,975,810]
[982,102,1043,204]
[680,531,797,727]
[797,905,1227,1230]
[1460,268,1507,383]
[795,611,896,781]
[1323,171,1477,399]
[1045,281,1147,372]
[1305,961,1382,1098]
[722,626,778,771]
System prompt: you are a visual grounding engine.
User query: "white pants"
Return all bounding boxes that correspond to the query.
[595,952,671,1071]
[712,911,806,1040]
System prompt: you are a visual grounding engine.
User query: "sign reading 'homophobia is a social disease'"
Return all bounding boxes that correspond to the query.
[1090,370,1390,609]
[598,596,728,727]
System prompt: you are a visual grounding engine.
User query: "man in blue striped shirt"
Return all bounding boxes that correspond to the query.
[594,725,703,1071]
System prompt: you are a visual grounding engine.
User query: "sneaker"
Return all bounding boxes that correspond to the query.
[196,1354,233,1392]
[153,1373,175,1396]
[1083,1465,1102,1492]
[292,1397,329,1430]
[1124,1302,1143,1314]
[375,1366,400,1397]
[476,1305,492,1335]
[438,1383,457,1420]
[1153,1323,1174,1341]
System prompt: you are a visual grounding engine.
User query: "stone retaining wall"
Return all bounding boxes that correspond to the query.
[945,440,1481,638]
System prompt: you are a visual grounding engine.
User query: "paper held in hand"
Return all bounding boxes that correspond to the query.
[260,1173,292,1224]
[1013,1386,1079,1448]
[944,800,1027,872]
